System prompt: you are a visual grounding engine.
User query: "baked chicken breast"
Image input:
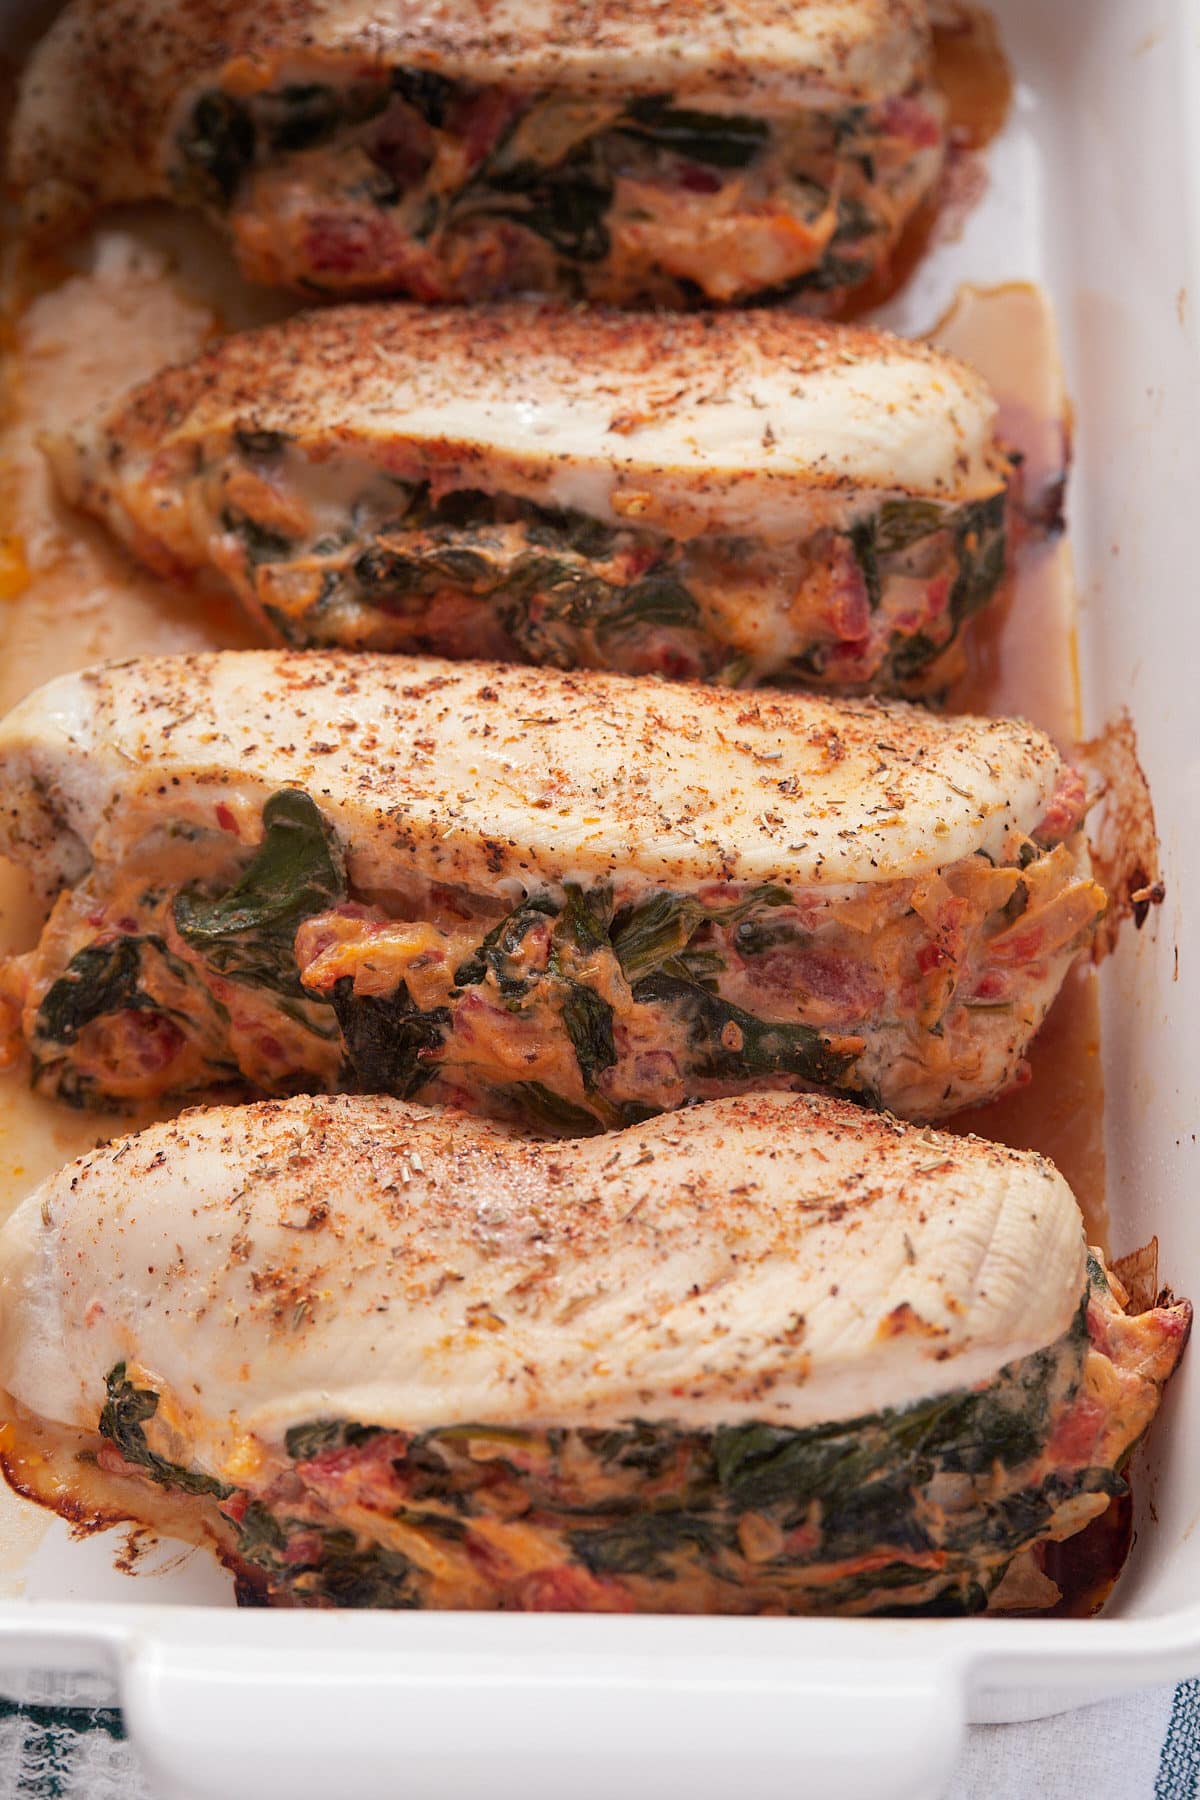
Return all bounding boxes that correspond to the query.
[0,1093,1187,1615]
[46,304,1010,696]
[0,652,1104,1125]
[9,0,945,310]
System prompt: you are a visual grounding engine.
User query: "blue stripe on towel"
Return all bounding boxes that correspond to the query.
[1156,1680,1200,1799]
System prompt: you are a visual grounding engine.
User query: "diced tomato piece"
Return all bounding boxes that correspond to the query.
[370,98,436,187]
[456,89,526,167]
[282,1530,326,1566]
[305,214,377,275]
[96,1442,142,1479]
[752,946,884,1025]
[1047,1396,1106,1465]
[828,555,872,644]
[507,1565,635,1613]
[679,165,723,195]
[1035,767,1087,841]
[303,209,411,281]
[643,641,704,681]
[878,95,943,148]
[988,927,1046,966]
[299,1432,410,1495]
[117,1011,185,1073]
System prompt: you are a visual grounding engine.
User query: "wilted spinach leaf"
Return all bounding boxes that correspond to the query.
[553,883,613,956]
[886,489,1008,683]
[632,971,859,1090]
[327,977,450,1098]
[174,789,346,998]
[309,1540,419,1608]
[501,1080,605,1136]
[221,508,297,566]
[570,1511,728,1578]
[100,1364,231,1499]
[285,1419,348,1462]
[558,983,616,1092]
[391,66,456,128]
[175,91,256,206]
[257,82,372,153]
[549,886,618,1090]
[619,99,769,168]
[233,426,286,459]
[34,937,176,1047]
[452,896,558,993]
[467,164,612,262]
[610,886,791,984]
[874,498,947,556]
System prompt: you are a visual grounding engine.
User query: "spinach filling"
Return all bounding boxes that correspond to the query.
[323,883,631,1126]
[28,791,348,1107]
[856,491,1008,684]
[175,80,391,207]
[29,786,864,1117]
[321,486,702,664]
[323,876,864,1127]
[173,70,921,303]
[176,80,771,223]
[98,1297,1111,1613]
[889,491,1008,682]
[100,1364,232,1500]
[465,161,614,265]
[229,473,1005,689]
[30,934,233,1108]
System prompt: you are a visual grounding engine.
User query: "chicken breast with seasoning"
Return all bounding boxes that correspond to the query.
[47,304,1011,697]
[0,1092,1187,1615]
[0,651,1105,1125]
[9,0,945,310]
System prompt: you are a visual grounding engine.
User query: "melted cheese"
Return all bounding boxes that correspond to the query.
[0,1091,1087,1452]
[0,650,1069,902]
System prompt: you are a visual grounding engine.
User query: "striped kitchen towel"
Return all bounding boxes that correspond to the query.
[0,1673,1198,1797]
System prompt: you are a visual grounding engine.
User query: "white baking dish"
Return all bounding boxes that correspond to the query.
[0,2,1198,1795]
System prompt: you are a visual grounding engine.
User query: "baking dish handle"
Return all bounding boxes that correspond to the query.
[120,1631,968,1800]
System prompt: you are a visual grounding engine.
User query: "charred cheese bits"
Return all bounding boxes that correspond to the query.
[0,1093,1188,1615]
[0,651,1105,1125]
[47,303,1011,697]
[10,0,945,310]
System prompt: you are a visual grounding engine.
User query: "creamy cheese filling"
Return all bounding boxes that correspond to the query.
[0,782,1104,1122]
[67,1258,1189,1616]
[122,438,1009,693]
[296,831,1103,1126]
[168,70,945,303]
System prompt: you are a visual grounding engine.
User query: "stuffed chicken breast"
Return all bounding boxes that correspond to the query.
[0,1093,1187,1615]
[47,304,1010,697]
[0,652,1104,1125]
[10,0,945,310]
